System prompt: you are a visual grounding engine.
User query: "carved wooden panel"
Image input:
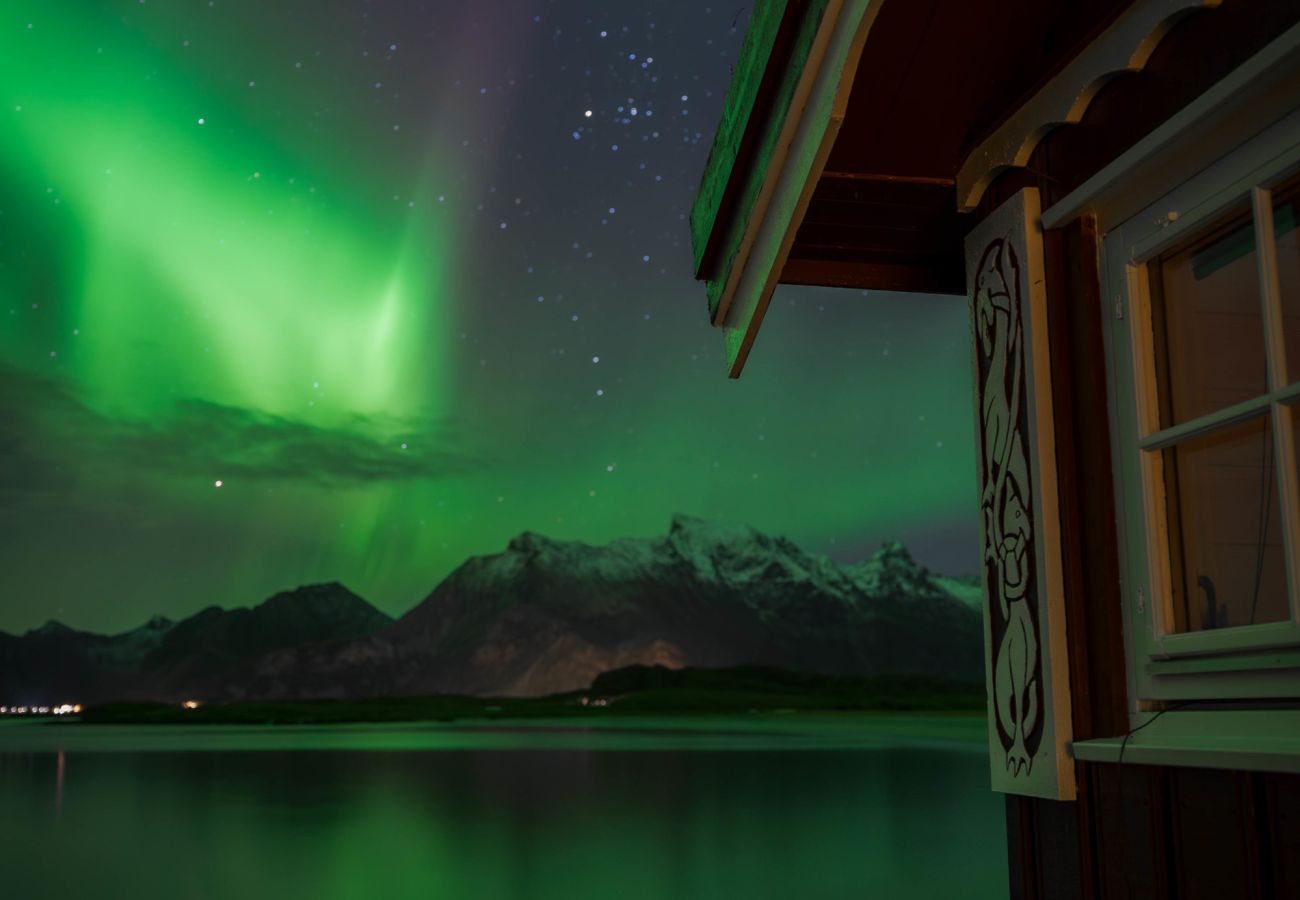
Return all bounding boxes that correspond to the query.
[966,188,1076,800]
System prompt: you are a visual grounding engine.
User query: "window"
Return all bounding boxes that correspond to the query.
[1148,202,1292,635]
[1102,115,1300,703]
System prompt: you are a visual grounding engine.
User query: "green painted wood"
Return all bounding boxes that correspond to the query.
[691,0,834,322]
[721,0,866,377]
[690,0,792,277]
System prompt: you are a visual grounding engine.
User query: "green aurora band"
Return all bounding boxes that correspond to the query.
[0,3,979,632]
[1,6,455,416]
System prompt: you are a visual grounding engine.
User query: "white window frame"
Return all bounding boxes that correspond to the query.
[1041,22,1300,772]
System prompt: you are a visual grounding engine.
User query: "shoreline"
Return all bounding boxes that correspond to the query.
[0,710,991,754]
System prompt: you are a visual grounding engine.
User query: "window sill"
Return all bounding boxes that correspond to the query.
[1070,710,1300,774]
[1146,647,1300,676]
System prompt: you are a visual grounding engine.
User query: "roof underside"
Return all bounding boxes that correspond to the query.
[692,0,1132,298]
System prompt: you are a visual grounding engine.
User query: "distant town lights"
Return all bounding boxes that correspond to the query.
[0,703,82,716]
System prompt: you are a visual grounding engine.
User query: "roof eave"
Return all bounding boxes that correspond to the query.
[694,0,881,378]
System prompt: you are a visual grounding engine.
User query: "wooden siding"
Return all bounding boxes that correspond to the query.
[1011,767,1300,899]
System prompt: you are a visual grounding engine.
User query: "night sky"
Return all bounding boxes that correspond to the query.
[0,1,977,635]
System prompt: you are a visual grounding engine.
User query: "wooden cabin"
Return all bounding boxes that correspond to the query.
[689,1,1300,896]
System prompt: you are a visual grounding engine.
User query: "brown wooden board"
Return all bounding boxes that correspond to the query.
[1168,768,1262,899]
[1006,796,1039,900]
[1066,764,1300,899]
[1061,217,1129,740]
[1043,217,1129,742]
[1030,796,1085,900]
[1043,223,1092,750]
[779,257,958,293]
[785,172,967,292]
[1090,763,1170,899]
[1263,772,1300,897]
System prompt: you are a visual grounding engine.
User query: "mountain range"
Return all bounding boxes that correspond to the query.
[0,516,983,703]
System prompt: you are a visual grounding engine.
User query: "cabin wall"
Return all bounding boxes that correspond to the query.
[974,0,1300,217]
[1009,767,1300,900]
[973,2,1300,896]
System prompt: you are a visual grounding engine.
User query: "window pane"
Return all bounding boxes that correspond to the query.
[1272,182,1300,386]
[1150,207,1268,428]
[1161,415,1289,633]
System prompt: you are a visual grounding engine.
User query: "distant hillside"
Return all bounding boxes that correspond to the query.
[0,614,175,705]
[0,583,392,705]
[80,664,985,725]
[587,664,985,713]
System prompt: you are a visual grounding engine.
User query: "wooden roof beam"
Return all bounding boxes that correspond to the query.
[781,257,964,293]
[690,0,802,280]
[713,0,882,378]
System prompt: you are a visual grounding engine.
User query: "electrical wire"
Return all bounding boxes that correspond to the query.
[1116,701,1192,765]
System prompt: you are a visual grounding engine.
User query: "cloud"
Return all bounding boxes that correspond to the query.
[0,362,483,493]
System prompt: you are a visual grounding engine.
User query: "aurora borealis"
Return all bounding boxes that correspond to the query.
[0,1,977,634]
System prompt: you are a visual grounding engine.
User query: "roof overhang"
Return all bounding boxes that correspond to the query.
[691,0,1218,377]
[689,0,880,378]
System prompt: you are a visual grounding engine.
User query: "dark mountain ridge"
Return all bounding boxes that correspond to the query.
[0,582,392,704]
[243,515,983,699]
[1,517,982,704]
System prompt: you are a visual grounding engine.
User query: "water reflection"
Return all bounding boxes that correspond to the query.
[54,750,64,816]
[0,724,1008,900]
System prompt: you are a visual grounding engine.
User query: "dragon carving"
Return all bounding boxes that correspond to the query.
[974,237,1044,778]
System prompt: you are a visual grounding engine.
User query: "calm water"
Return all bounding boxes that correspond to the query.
[0,716,1007,900]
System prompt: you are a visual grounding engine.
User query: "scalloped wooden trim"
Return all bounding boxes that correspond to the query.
[956,0,1221,213]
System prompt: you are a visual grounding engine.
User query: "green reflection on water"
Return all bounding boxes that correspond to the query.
[0,717,1008,900]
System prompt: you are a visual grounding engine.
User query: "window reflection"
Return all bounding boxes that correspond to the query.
[1149,208,1267,429]
[1272,182,1300,385]
[1162,416,1288,633]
